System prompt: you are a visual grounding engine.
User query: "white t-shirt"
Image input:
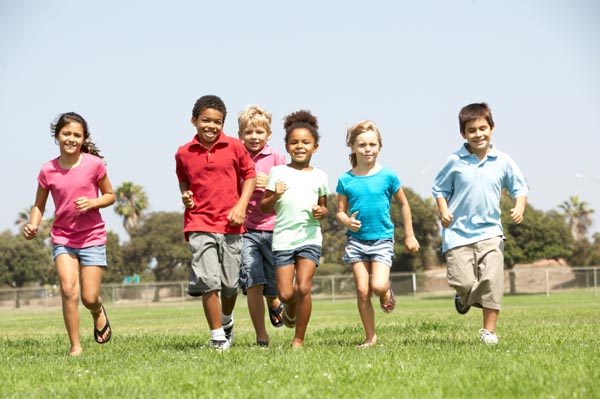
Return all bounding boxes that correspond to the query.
[266,165,329,251]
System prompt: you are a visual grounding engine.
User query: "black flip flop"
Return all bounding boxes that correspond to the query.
[94,305,112,344]
[268,303,284,328]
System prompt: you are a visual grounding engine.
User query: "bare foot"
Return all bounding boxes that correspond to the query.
[291,339,304,349]
[69,346,83,357]
[356,335,377,349]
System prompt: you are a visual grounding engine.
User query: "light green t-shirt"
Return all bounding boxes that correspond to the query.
[266,165,329,251]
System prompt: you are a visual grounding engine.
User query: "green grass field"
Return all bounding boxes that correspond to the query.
[1,292,599,399]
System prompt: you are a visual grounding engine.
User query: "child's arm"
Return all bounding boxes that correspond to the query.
[394,188,420,253]
[23,185,49,240]
[260,181,286,214]
[312,195,328,220]
[435,197,454,228]
[74,174,116,213]
[228,177,256,226]
[510,195,527,224]
[179,181,194,209]
[336,194,361,232]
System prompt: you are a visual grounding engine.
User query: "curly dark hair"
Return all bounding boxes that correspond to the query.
[192,95,227,121]
[51,112,103,158]
[283,109,319,144]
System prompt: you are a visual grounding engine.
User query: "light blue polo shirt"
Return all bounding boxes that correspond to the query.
[431,144,528,253]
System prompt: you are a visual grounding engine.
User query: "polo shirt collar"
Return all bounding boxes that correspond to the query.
[189,131,228,149]
[458,143,498,158]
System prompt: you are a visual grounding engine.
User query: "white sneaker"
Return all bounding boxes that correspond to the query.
[479,328,499,345]
[209,339,231,351]
[223,318,234,345]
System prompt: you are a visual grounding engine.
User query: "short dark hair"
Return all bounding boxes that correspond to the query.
[459,102,494,134]
[192,95,227,121]
[283,109,319,144]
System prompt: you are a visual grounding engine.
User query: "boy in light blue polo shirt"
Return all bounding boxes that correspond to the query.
[432,102,528,345]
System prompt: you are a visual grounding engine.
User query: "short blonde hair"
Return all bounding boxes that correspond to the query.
[346,120,382,167]
[237,104,272,133]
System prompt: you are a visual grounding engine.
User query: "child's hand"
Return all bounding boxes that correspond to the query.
[255,172,268,189]
[404,235,420,253]
[181,190,195,209]
[347,211,361,232]
[74,197,93,213]
[274,181,286,196]
[311,204,328,220]
[23,223,38,240]
[440,212,454,228]
[510,207,524,224]
[227,203,246,226]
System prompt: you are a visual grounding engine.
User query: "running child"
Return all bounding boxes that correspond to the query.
[432,102,528,345]
[336,120,420,348]
[237,104,287,347]
[23,112,115,356]
[260,110,329,349]
[175,95,256,351]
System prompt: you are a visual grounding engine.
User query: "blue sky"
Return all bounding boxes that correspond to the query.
[1,0,599,239]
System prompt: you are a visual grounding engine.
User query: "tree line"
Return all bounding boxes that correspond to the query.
[2,182,599,288]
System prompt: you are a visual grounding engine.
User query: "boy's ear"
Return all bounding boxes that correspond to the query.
[267,130,273,141]
[191,116,197,126]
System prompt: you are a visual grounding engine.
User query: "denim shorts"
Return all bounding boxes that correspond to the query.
[52,244,107,266]
[273,244,322,268]
[239,229,277,296]
[343,235,394,267]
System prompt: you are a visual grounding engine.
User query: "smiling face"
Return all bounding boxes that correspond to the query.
[191,108,224,148]
[285,127,318,169]
[351,130,381,167]
[462,117,493,159]
[56,122,84,156]
[239,123,272,155]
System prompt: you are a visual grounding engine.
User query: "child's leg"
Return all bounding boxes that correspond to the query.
[276,264,297,315]
[291,258,317,348]
[55,254,82,355]
[202,290,223,329]
[483,308,499,333]
[247,284,268,342]
[352,261,376,344]
[80,266,110,343]
[370,262,391,303]
[446,245,476,305]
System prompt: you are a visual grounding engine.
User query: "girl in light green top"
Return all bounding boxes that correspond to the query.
[261,110,329,349]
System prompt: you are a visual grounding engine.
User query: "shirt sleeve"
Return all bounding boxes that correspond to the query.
[504,156,528,198]
[238,143,257,180]
[431,156,454,199]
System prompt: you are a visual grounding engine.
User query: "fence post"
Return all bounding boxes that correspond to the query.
[594,267,598,298]
[545,269,550,298]
[331,275,336,303]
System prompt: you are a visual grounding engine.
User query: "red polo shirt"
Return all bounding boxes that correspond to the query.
[175,132,256,236]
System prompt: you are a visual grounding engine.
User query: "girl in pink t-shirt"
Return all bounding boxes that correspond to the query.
[23,112,115,356]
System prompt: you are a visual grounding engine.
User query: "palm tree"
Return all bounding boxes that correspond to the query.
[15,206,54,231]
[114,181,149,234]
[559,195,595,241]
[14,207,32,230]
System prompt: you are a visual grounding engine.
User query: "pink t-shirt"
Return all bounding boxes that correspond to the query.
[38,153,108,248]
[244,145,286,231]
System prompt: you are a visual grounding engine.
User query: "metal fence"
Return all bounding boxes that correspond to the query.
[1,266,597,309]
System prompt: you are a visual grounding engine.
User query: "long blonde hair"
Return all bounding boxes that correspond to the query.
[346,120,382,167]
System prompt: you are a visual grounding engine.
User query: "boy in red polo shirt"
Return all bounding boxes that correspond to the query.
[175,95,256,350]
